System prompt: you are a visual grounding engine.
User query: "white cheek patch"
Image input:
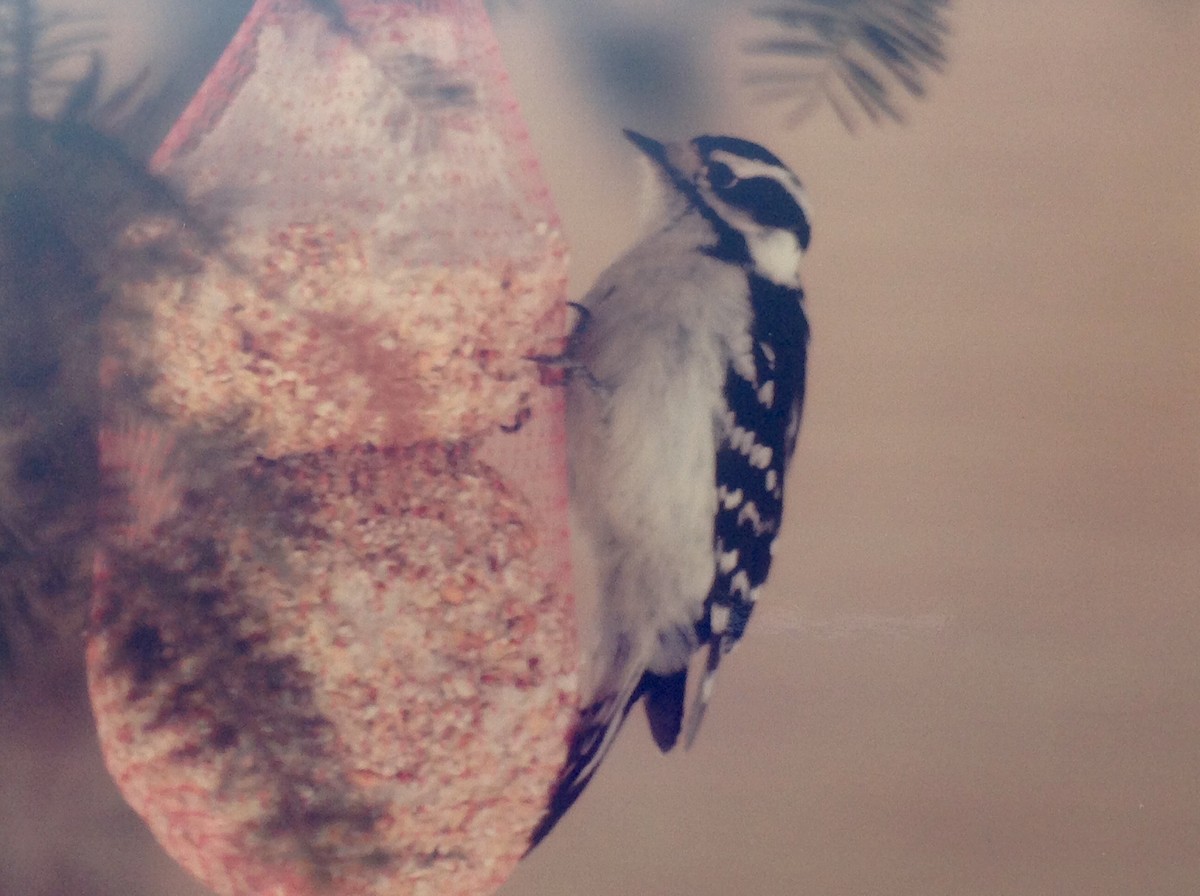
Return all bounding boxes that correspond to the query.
[703,195,805,287]
[746,228,803,288]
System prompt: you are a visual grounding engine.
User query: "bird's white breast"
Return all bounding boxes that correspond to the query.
[566,220,751,665]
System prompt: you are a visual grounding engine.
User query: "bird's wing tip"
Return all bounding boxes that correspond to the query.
[682,639,726,749]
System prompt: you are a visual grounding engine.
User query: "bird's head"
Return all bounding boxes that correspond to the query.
[624,130,811,288]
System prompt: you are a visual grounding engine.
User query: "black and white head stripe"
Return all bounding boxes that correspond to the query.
[623,130,811,275]
[693,136,811,251]
[693,135,790,168]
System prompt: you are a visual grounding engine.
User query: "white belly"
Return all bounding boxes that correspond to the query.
[564,259,750,672]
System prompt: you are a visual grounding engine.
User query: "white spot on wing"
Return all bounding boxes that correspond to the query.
[730,570,752,599]
[757,380,775,408]
[710,603,731,634]
[736,500,775,535]
[718,485,744,510]
[718,548,739,574]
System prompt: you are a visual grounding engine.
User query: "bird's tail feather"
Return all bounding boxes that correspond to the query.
[642,668,687,751]
[527,656,651,849]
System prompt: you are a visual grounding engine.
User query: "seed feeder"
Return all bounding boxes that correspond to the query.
[87,2,578,894]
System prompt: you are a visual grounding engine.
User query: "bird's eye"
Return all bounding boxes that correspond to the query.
[707,162,737,190]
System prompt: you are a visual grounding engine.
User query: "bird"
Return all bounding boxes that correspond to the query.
[529,129,812,848]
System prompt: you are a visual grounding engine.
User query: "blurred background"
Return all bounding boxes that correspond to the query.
[2,0,1198,894]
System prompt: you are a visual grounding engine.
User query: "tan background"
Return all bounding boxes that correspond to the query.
[3,1,1198,894]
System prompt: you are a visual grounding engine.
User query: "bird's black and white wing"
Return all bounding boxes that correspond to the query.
[685,274,809,744]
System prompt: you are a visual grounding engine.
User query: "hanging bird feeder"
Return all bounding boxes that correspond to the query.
[87,2,577,894]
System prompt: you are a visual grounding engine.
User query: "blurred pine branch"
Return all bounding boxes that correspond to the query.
[745,0,951,130]
[0,0,198,674]
[0,0,106,122]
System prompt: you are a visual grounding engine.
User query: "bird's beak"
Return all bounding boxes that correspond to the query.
[623,129,703,180]
[623,129,669,165]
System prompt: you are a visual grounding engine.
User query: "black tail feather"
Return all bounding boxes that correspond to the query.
[527,668,685,851]
[641,669,687,752]
[526,697,616,850]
